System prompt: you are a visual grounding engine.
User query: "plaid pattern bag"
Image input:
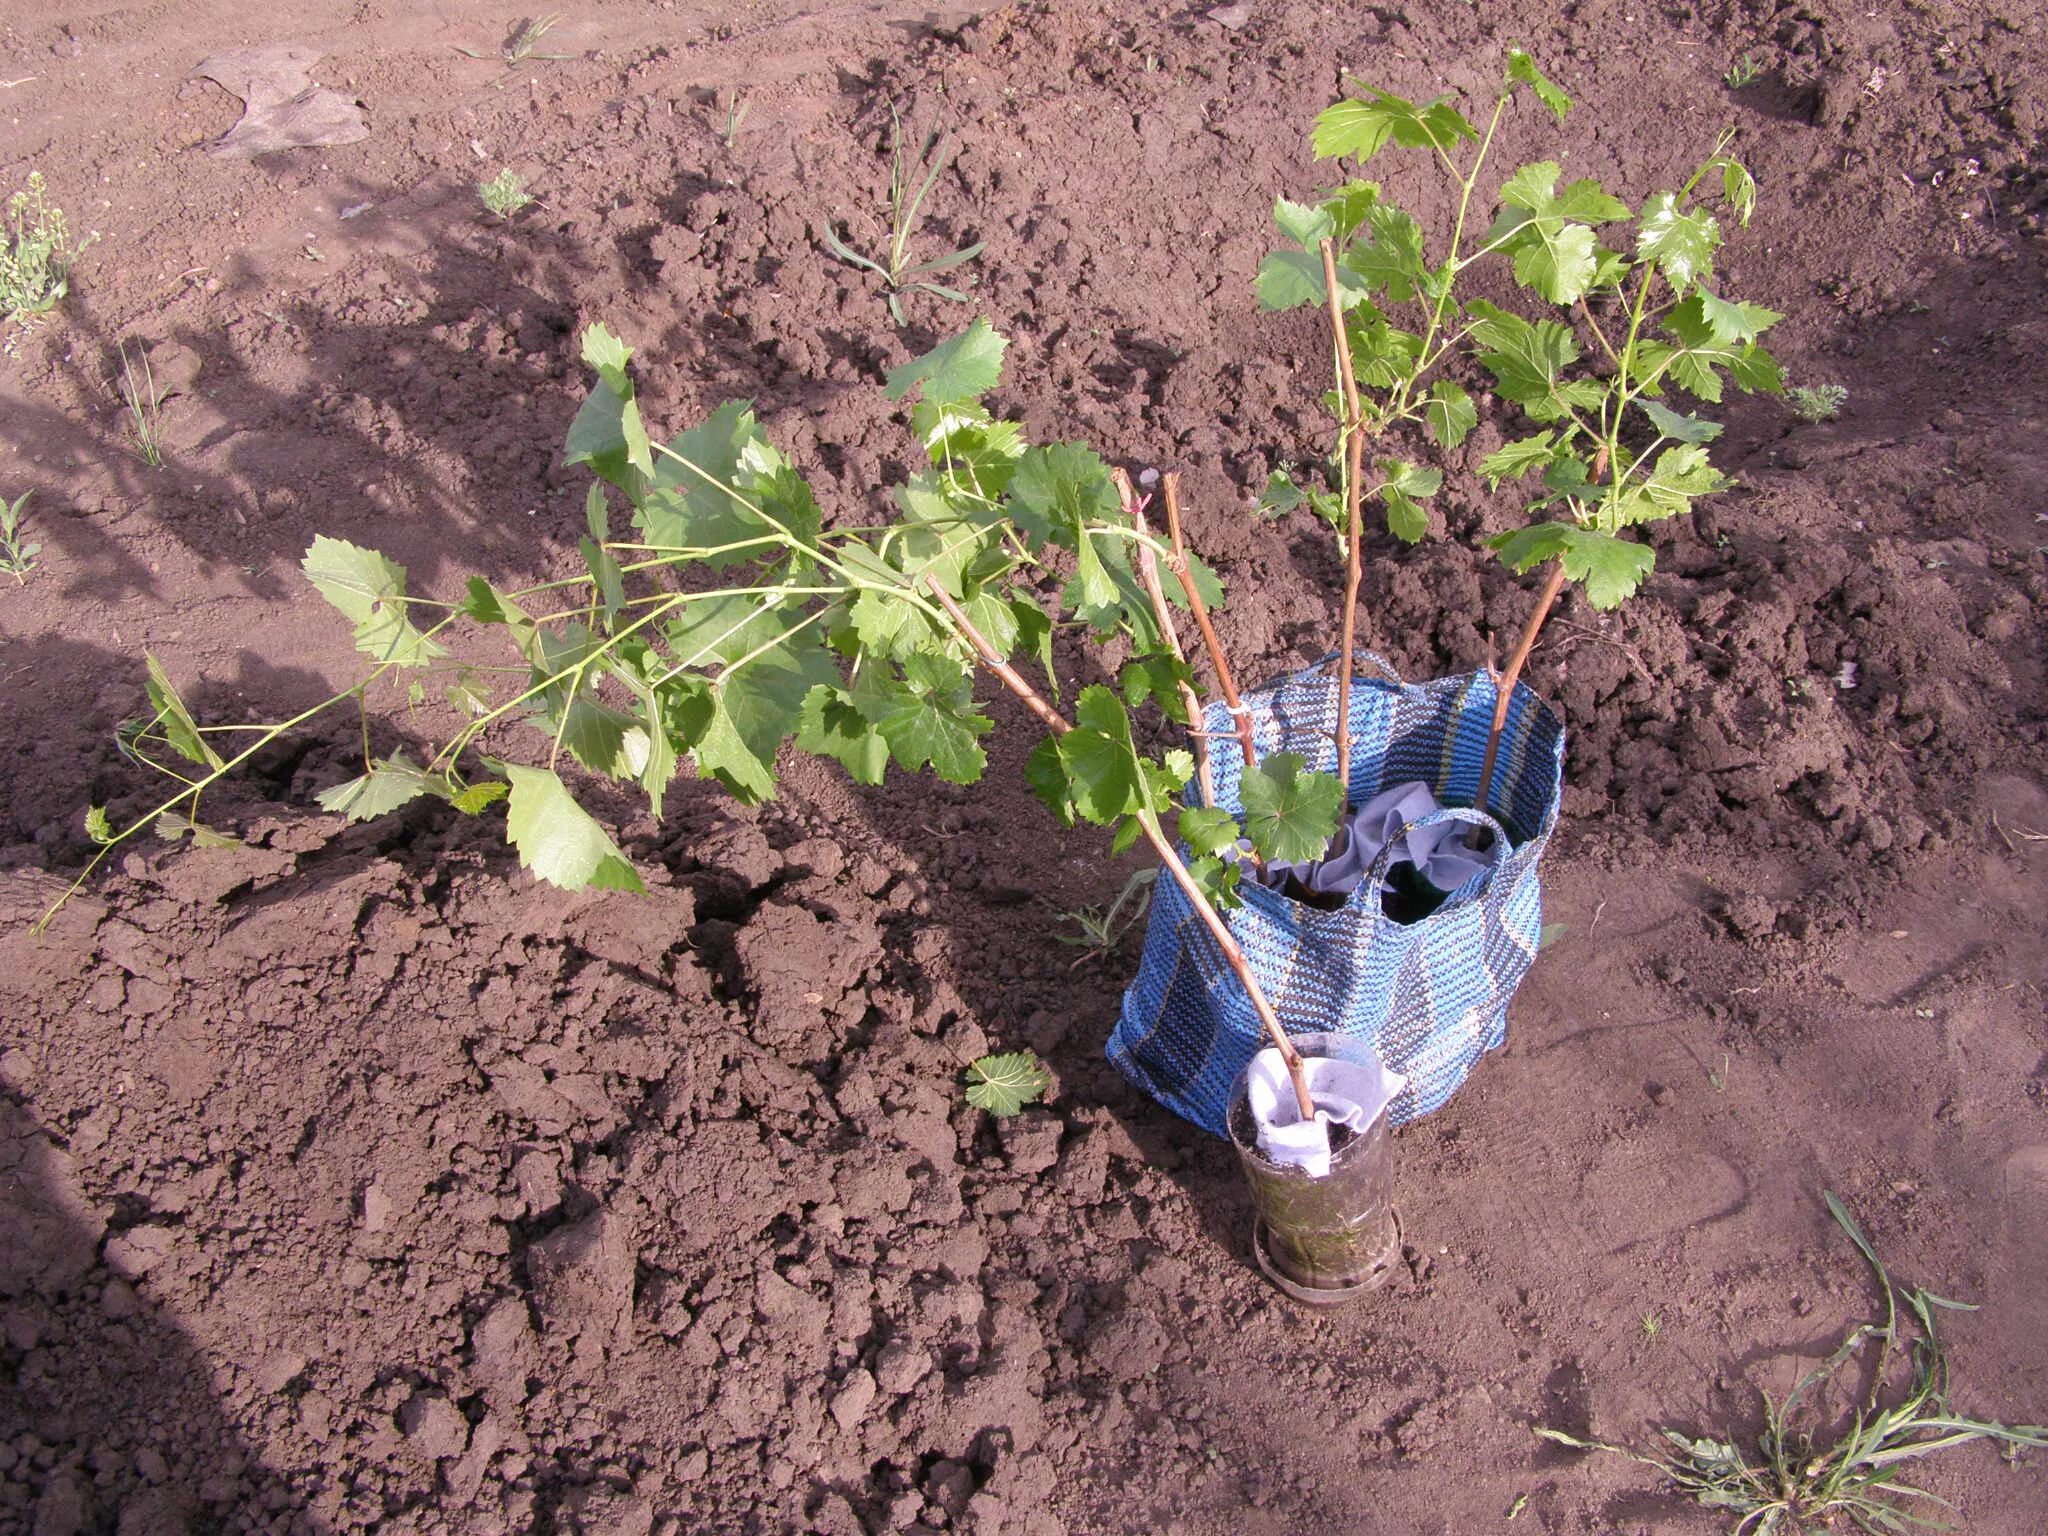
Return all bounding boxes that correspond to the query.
[1108,654,1565,1137]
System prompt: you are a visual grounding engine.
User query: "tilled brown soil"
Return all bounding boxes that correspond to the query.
[2,1,2046,1533]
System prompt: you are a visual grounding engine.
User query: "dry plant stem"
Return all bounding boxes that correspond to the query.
[926,575,1314,1119]
[1161,473,1257,772]
[1320,238,1369,794]
[1116,469,1216,811]
[1474,557,1567,816]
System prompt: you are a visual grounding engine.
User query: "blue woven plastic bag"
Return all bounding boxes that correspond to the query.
[1108,653,1565,1137]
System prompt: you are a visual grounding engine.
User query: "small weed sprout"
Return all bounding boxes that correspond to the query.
[1057,867,1158,968]
[1788,383,1848,423]
[479,168,535,219]
[1725,54,1763,89]
[117,344,167,467]
[820,107,984,325]
[0,491,39,583]
[457,15,572,66]
[1541,1192,2048,1533]
[721,89,750,149]
[2,172,91,327]
[1641,1311,1663,1340]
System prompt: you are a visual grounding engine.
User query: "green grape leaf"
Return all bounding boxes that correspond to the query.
[1110,814,1146,857]
[1623,444,1731,523]
[1240,753,1345,866]
[1010,591,1060,704]
[853,653,992,785]
[963,1051,1051,1116]
[553,695,641,779]
[1346,309,1424,388]
[1184,853,1243,910]
[316,750,445,822]
[1349,204,1428,302]
[1271,196,1333,250]
[1256,470,1307,519]
[1024,734,1076,827]
[84,806,114,844]
[1638,398,1723,444]
[797,684,890,786]
[1479,432,1559,488]
[1179,806,1242,859]
[301,537,445,669]
[563,362,639,492]
[1466,301,1584,422]
[1120,653,1195,725]
[1424,381,1478,449]
[1161,550,1226,616]
[143,652,225,769]
[884,318,1008,404]
[580,322,632,382]
[1695,286,1784,345]
[1255,249,1368,312]
[1661,296,1784,402]
[449,781,508,814]
[1488,523,1656,610]
[1057,686,1143,825]
[1636,192,1721,292]
[155,813,239,848]
[1382,486,1430,544]
[1506,48,1572,120]
[1007,442,1119,552]
[579,535,625,626]
[639,401,769,566]
[1718,156,1758,224]
[503,764,645,893]
[1313,88,1477,165]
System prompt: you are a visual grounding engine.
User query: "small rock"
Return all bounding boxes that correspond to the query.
[103,1224,176,1278]
[830,1368,877,1431]
[397,1391,470,1461]
[874,1339,933,1396]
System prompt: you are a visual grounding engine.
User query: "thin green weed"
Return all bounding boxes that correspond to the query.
[479,168,536,219]
[819,107,984,325]
[1540,1191,2048,1533]
[1788,383,1848,423]
[456,15,573,66]
[3,172,91,327]
[1056,867,1157,968]
[118,344,167,467]
[1,490,39,583]
[1725,54,1763,89]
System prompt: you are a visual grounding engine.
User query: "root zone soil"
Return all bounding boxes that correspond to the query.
[2,2,2046,1533]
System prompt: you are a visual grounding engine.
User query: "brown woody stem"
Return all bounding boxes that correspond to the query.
[1474,557,1567,817]
[926,574,1314,1120]
[1116,468,1216,811]
[1162,473,1257,773]
[1321,238,1368,797]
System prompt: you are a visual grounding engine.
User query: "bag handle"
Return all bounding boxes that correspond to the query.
[1362,805,1513,903]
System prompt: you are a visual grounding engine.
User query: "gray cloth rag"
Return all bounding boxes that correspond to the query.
[1255,780,1495,898]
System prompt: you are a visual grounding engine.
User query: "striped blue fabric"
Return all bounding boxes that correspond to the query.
[1108,653,1565,1138]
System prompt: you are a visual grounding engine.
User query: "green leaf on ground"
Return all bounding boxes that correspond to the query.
[302,536,446,668]
[143,652,225,769]
[964,1051,1051,1116]
[884,319,1008,404]
[503,764,645,892]
[316,750,444,821]
[1240,753,1345,865]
